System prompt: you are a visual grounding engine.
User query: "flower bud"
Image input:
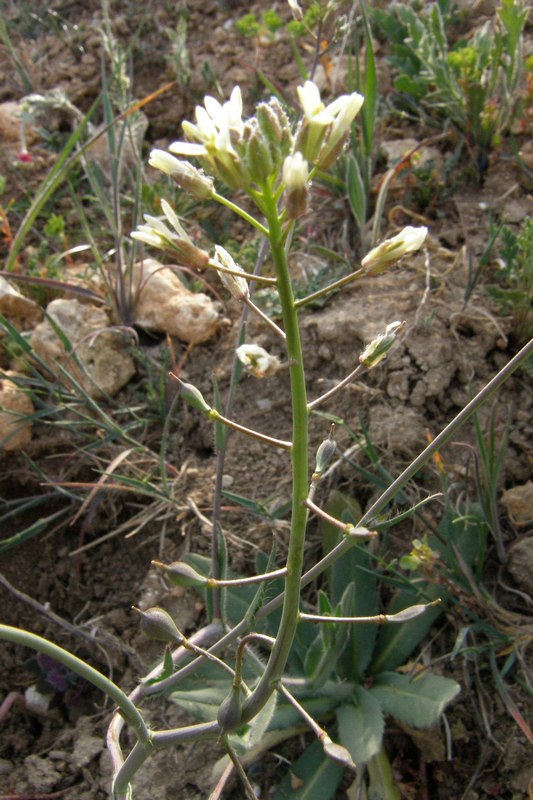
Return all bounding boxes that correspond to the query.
[236,344,281,379]
[152,560,208,588]
[133,606,183,643]
[359,321,405,368]
[387,601,439,623]
[217,683,242,733]
[149,149,215,200]
[361,227,428,275]
[283,152,309,219]
[246,126,274,183]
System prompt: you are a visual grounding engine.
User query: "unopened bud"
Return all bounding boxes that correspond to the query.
[236,344,281,379]
[361,227,428,275]
[133,606,183,643]
[359,321,405,368]
[217,683,242,733]
[246,126,274,183]
[152,560,208,588]
[283,152,309,219]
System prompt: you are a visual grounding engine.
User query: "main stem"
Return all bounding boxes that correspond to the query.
[241,186,309,722]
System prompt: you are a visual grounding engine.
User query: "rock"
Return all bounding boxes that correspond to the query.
[30,299,136,398]
[0,371,34,450]
[380,138,444,172]
[0,276,43,329]
[501,482,533,528]
[133,258,219,344]
[507,537,533,595]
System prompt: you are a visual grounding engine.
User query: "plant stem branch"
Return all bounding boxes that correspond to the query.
[212,192,269,236]
[308,363,367,410]
[209,409,292,450]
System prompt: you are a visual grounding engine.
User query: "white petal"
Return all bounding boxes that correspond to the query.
[160,199,191,242]
[169,141,208,156]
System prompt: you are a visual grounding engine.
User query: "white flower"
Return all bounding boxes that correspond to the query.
[361,227,428,275]
[294,81,364,166]
[213,245,249,300]
[170,87,249,189]
[131,199,209,269]
[236,344,281,379]
[148,149,214,200]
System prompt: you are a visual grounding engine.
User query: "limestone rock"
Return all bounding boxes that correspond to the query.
[133,258,218,344]
[501,482,533,529]
[30,299,135,398]
[0,371,34,450]
[0,276,43,329]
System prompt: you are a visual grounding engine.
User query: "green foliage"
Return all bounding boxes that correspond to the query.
[486,218,533,346]
[371,0,528,149]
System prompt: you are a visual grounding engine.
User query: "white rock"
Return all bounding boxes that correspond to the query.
[0,371,34,450]
[380,138,444,172]
[30,299,135,398]
[133,258,218,344]
[0,276,43,329]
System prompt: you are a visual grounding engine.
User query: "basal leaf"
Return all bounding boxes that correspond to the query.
[336,687,384,764]
[369,671,460,729]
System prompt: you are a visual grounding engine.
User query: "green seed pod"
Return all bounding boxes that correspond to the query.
[133,606,183,643]
[314,431,337,477]
[217,683,242,733]
[152,560,208,589]
[178,381,211,414]
[323,737,356,768]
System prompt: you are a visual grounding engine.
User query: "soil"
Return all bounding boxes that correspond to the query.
[0,1,532,799]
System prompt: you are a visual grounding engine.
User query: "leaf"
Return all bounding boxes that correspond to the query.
[274,739,344,800]
[369,671,460,729]
[336,687,384,764]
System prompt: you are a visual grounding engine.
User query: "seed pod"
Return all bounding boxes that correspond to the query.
[133,606,183,643]
[178,381,212,413]
[314,431,337,477]
[152,560,208,589]
[217,683,242,733]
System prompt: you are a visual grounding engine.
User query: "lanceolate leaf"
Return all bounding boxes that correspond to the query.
[336,687,384,764]
[369,671,460,729]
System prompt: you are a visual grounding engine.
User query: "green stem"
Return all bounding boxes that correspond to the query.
[212,192,269,236]
[0,624,150,744]
[367,748,401,800]
[241,184,309,722]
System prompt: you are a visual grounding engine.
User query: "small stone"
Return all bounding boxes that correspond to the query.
[501,482,533,528]
[30,299,136,399]
[0,276,43,329]
[0,371,34,450]
[133,258,219,344]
